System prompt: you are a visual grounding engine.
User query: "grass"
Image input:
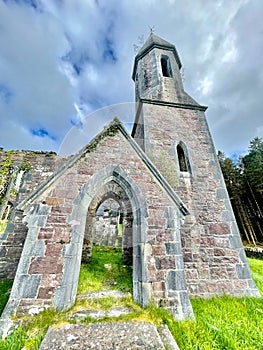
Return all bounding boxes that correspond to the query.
[169,295,263,349]
[168,257,263,350]
[0,220,8,234]
[77,245,132,293]
[0,249,262,350]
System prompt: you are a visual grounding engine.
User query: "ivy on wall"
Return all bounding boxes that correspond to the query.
[0,151,31,207]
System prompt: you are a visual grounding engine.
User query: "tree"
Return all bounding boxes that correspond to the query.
[218,137,263,245]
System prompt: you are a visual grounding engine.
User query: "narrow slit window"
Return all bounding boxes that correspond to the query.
[177,144,188,172]
[161,56,172,77]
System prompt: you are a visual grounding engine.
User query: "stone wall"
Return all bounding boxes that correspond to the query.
[92,199,122,247]
[1,123,192,327]
[134,100,259,298]
[0,150,68,280]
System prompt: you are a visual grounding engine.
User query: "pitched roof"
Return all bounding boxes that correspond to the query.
[17,118,189,216]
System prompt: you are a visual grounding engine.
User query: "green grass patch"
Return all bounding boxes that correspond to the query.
[0,252,263,350]
[248,257,263,294]
[0,280,13,316]
[169,257,263,350]
[0,220,8,234]
[77,245,132,294]
[169,295,263,350]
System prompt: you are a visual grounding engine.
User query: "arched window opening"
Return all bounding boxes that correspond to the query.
[177,143,189,172]
[161,55,172,77]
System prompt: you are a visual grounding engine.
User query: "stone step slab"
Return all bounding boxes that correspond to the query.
[39,322,180,350]
[69,306,131,321]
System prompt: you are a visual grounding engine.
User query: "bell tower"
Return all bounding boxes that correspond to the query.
[132,33,260,299]
[132,33,184,103]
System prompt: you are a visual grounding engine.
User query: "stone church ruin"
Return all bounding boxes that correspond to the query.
[0,34,260,336]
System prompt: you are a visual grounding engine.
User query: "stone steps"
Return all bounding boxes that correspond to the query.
[39,322,180,350]
[39,289,180,349]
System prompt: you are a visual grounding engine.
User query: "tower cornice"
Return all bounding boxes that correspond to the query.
[139,98,208,111]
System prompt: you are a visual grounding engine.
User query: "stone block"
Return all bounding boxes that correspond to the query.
[209,223,230,235]
[152,245,165,256]
[216,188,228,200]
[0,246,7,257]
[165,242,182,255]
[41,273,62,288]
[45,197,65,206]
[221,210,234,222]
[200,236,215,247]
[26,215,48,228]
[175,256,184,270]
[207,282,218,293]
[185,269,198,280]
[214,248,226,256]
[180,291,194,319]
[29,256,63,274]
[236,264,251,279]
[155,256,176,270]
[11,274,41,299]
[46,215,67,224]
[183,252,193,262]
[45,243,63,257]
[23,240,46,257]
[229,235,243,249]
[167,270,186,291]
[233,279,248,290]
[63,243,82,257]
[16,256,31,274]
[38,287,55,299]
[152,281,165,292]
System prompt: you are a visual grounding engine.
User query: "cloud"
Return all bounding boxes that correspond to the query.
[0,0,262,158]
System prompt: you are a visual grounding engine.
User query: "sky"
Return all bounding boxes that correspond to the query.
[0,0,262,157]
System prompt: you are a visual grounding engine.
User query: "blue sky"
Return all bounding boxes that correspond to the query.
[0,0,263,157]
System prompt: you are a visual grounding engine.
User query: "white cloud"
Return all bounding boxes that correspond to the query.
[221,33,238,63]
[0,0,262,157]
[197,76,214,96]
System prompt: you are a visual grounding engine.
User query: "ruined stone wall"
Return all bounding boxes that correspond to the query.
[6,128,191,320]
[92,199,121,247]
[0,150,68,279]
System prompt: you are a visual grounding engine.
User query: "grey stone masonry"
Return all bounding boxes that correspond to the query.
[0,120,193,338]
[0,33,260,339]
[132,33,260,299]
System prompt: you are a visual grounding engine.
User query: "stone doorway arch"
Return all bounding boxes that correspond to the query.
[82,180,134,266]
[53,165,149,311]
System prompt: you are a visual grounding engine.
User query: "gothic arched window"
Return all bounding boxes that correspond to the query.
[177,142,191,173]
[161,55,172,77]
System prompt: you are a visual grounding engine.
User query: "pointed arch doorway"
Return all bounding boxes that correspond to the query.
[53,165,150,311]
[82,180,134,266]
